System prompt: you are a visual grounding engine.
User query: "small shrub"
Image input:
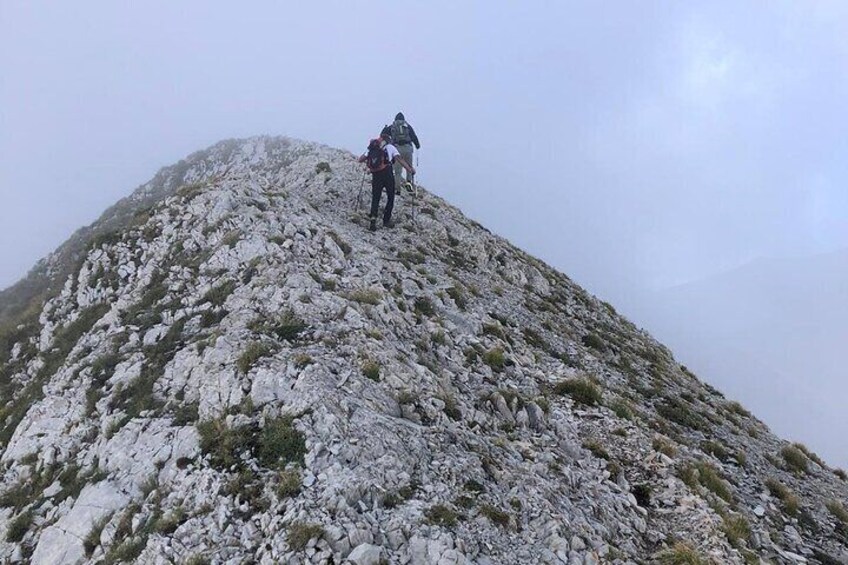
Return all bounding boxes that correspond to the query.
[258,309,308,342]
[413,297,435,317]
[726,401,751,418]
[259,416,307,468]
[425,504,458,527]
[197,418,255,470]
[287,521,324,552]
[431,330,447,346]
[656,542,708,564]
[482,348,505,372]
[554,377,602,406]
[345,288,382,305]
[479,504,510,528]
[583,440,610,460]
[609,398,634,420]
[694,461,733,502]
[199,280,237,308]
[84,514,112,556]
[362,360,381,381]
[6,510,32,542]
[700,440,730,462]
[722,513,751,548]
[153,507,186,535]
[446,286,468,310]
[765,478,800,515]
[656,396,706,431]
[780,445,809,474]
[440,394,461,420]
[396,390,416,405]
[293,353,312,368]
[632,484,651,507]
[793,442,826,468]
[221,230,241,248]
[835,468,847,481]
[581,333,607,353]
[172,402,199,426]
[277,467,302,499]
[826,500,848,524]
[237,341,273,373]
[315,162,331,174]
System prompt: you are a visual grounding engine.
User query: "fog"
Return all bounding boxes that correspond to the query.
[2,2,846,465]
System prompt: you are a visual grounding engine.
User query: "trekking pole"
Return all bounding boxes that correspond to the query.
[354,169,366,211]
[412,150,419,222]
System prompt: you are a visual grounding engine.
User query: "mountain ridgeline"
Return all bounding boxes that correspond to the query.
[0,137,846,564]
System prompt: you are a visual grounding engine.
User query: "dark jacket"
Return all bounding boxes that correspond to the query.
[389,120,420,149]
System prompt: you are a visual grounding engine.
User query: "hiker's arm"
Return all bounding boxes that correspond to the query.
[358,154,368,163]
[410,126,420,149]
[397,157,415,175]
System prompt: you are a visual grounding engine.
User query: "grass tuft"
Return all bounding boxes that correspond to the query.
[554,377,602,406]
[287,521,324,552]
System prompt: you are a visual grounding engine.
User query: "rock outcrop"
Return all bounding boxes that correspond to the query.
[1,137,846,564]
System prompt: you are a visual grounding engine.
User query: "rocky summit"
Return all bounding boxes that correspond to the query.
[1,137,847,565]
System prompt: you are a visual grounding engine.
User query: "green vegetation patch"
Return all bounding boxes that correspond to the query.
[425,504,458,527]
[826,500,848,524]
[722,513,751,549]
[361,360,381,381]
[764,478,800,516]
[252,309,308,342]
[287,522,324,552]
[656,396,706,431]
[258,416,307,468]
[482,347,506,372]
[345,288,382,305]
[554,377,602,407]
[199,280,237,308]
[5,509,33,542]
[237,341,274,373]
[581,333,607,353]
[277,467,302,499]
[479,504,510,528]
[655,542,708,564]
[780,445,809,474]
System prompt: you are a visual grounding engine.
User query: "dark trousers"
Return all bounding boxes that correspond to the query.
[369,167,395,224]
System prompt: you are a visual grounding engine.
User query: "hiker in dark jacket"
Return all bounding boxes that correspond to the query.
[358,131,415,231]
[389,112,420,190]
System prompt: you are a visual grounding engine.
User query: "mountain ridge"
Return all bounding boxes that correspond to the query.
[1,136,847,564]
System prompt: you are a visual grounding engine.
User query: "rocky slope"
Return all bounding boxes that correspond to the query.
[1,137,846,565]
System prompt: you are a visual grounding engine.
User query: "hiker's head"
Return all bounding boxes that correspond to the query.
[379,131,391,145]
[395,112,404,121]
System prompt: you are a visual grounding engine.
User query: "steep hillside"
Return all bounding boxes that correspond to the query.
[1,137,847,564]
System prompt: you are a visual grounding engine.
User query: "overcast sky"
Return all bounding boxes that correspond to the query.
[2,2,846,457]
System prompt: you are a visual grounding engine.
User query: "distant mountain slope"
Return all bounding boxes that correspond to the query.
[1,137,846,564]
[637,250,848,470]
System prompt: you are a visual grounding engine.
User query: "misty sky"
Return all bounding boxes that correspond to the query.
[2,3,847,457]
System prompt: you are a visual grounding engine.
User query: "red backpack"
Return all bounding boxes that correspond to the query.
[366,139,390,173]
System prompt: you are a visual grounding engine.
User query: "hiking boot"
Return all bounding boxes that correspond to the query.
[369,219,377,232]
[383,219,395,228]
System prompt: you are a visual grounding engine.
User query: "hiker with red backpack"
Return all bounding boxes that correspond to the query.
[358,131,415,231]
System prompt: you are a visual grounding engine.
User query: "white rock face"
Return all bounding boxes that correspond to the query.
[347,543,382,564]
[0,136,846,565]
[31,482,128,565]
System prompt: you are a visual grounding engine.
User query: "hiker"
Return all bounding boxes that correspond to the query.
[358,132,415,231]
[389,112,420,190]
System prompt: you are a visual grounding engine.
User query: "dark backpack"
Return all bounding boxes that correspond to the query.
[390,121,412,145]
[366,139,390,172]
